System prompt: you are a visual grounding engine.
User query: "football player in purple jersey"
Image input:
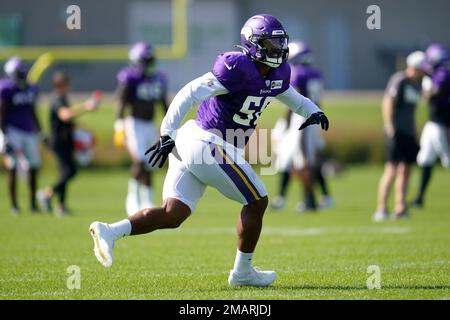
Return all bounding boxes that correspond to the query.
[271,41,333,212]
[0,57,43,214]
[113,42,169,216]
[90,14,328,287]
[413,44,450,208]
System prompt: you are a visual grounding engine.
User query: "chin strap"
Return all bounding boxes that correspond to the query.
[234,44,263,64]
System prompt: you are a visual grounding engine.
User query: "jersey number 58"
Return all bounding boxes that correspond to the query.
[233,96,273,127]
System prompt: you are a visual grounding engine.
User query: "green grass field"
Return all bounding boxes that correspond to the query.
[1,166,449,299]
[0,96,449,299]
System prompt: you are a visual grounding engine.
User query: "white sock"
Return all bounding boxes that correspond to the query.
[108,219,132,239]
[139,184,154,209]
[232,249,253,274]
[126,179,139,216]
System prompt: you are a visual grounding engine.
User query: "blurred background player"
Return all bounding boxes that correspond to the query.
[113,42,169,216]
[0,57,43,214]
[413,44,450,208]
[373,51,429,221]
[38,72,102,215]
[271,41,332,212]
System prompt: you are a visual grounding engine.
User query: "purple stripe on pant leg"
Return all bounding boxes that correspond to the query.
[209,144,257,203]
[219,147,263,199]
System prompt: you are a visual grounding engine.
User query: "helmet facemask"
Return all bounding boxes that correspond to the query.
[140,56,156,74]
[255,35,289,68]
[11,69,28,85]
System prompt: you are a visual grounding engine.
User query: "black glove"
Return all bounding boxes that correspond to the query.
[145,135,175,168]
[299,112,329,131]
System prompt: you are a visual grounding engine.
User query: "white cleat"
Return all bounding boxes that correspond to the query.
[228,267,277,287]
[373,210,389,222]
[89,221,115,267]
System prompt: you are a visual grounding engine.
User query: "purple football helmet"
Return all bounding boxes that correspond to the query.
[239,14,289,68]
[288,41,313,65]
[426,43,449,67]
[3,56,28,81]
[128,42,155,68]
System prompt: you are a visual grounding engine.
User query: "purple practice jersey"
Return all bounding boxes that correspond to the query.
[0,78,39,133]
[117,67,167,115]
[429,66,450,126]
[196,52,290,148]
[290,64,323,105]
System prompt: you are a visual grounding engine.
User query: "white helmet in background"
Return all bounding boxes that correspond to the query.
[406,51,431,73]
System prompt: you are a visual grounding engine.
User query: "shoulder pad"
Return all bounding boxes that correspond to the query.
[117,67,140,85]
[0,79,14,97]
[212,52,257,92]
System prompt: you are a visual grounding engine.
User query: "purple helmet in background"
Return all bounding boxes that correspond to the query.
[128,42,155,68]
[239,14,289,68]
[288,41,313,65]
[3,56,28,81]
[425,43,449,67]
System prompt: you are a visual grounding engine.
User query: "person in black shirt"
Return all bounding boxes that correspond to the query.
[373,51,430,221]
[38,72,101,215]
